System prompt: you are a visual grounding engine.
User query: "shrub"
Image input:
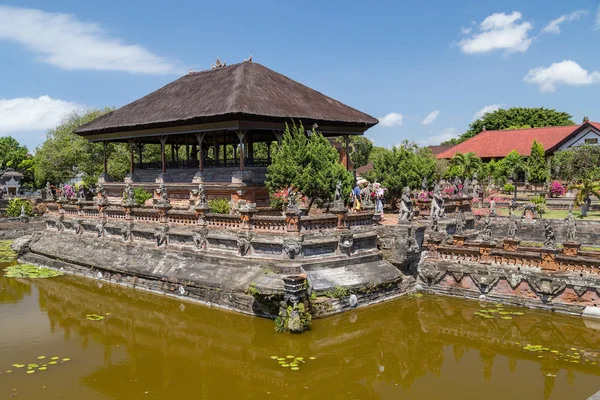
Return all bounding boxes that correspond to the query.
[549,181,566,197]
[6,198,33,217]
[503,184,514,194]
[209,198,230,214]
[530,195,547,215]
[132,187,152,205]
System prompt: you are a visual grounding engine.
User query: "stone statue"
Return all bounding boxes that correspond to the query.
[77,186,86,203]
[95,184,108,206]
[121,222,134,242]
[334,180,342,202]
[286,190,299,214]
[508,210,518,238]
[480,214,493,242]
[455,210,466,235]
[430,211,440,234]
[462,178,472,197]
[198,183,207,206]
[543,220,556,249]
[95,220,106,238]
[339,233,353,256]
[122,182,135,206]
[398,186,414,222]
[154,225,169,248]
[431,185,445,218]
[74,218,84,235]
[192,229,207,250]
[283,238,302,259]
[453,176,462,194]
[45,182,54,201]
[490,199,496,217]
[56,215,65,232]
[237,234,251,256]
[565,206,577,242]
[154,184,171,209]
[407,226,420,252]
[361,184,374,209]
[421,177,428,192]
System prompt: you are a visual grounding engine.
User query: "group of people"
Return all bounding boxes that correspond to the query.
[350,179,386,214]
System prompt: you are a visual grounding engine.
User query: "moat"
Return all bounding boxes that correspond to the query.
[1,264,599,400]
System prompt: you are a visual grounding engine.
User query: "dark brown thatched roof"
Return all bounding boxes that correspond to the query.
[76,62,378,136]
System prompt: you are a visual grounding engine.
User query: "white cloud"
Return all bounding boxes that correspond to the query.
[378,112,404,127]
[0,5,179,74]
[472,104,504,120]
[459,11,533,54]
[0,95,84,135]
[421,110,440,125]
[541,10,587,34]
[596,5,600,29]
[461,27,472,35]
[524,60,600,92]
[419,128,458,146]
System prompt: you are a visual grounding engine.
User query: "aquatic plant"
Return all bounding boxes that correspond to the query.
[4,264,64,279]
[7,356,71,374]
[86,314,106,321]
[268,354,317,371]
[0,240,17,263]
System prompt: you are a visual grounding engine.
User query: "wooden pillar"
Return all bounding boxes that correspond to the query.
[267,142,271,163]
[137,141,143,168]
[103,141,108,175]
[185,136,190,162]
[128,139,135,173]
[234,143,237,162]
[237,130,245,171]
[248,134,254,165]
[195,133,205,172]
[160,136,167,174]
[223,131,227,166]
[344,135,350,170]
[170,143,175,164]
[213,135,219,165]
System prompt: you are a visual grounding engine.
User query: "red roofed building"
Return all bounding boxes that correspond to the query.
[437,120,600,161]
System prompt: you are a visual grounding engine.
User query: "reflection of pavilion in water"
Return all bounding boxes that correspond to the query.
[31,275,600,399]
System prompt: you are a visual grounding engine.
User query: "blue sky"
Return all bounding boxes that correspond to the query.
[1,0,600,151]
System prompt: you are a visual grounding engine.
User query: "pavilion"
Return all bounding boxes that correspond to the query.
[75,60,377,205]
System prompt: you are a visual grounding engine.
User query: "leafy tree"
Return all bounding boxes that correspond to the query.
[369,146,390,162]
[526,140,548,187]
[443,107,574,145]
[337,136,373,169]
[569,175,600,209]
[449,152,482,178]
[0,136,28,170]
[551,145,600,183]
[266,123,353,210]
[500,150,526,181]
[364,144,436,203]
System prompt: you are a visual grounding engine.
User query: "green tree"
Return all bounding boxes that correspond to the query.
[500,150,526,181]
[34,108,137,186]
[0,136,28,170]
[340,136,373,169]
[266,123,353,210]
[551,145,600,183]
[449,152,482,178]
[527,140,548,188]
[364,144,436,203]
[443,107,574,145]
[569,171,600,213]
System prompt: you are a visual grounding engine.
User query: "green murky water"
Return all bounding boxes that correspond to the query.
[1,263,600,399]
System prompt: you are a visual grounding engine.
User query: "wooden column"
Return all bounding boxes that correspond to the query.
[137,141,143,167]
[160,136,167,174]
[171,144,175,165]
[267,142,271,163]
[185,136,190,162]
[195,133,205,172]
[213,135,218,165]
[248,134,254,165]
[237,130,245,171]
[103,141,108,175]
[128,139,135,173]
[344,135,350,170]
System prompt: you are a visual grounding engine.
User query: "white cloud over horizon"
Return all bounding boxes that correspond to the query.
[472,104,504,120]
[0,95,85,149]
[418,128,458,146]
[421,110,440,125]
[0,5,180,74]
[379,112,404,127]
[541,10,587,35]
[458,11,533,54]
[524,60,600,92]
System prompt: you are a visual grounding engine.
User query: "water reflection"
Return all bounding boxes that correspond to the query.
[1,270,599,399]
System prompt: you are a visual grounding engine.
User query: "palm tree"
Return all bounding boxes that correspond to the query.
[450,152,482,178]
[569,178,600,217]
[501,150,526,181]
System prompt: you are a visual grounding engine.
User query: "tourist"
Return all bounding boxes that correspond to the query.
[374,182,385,217]
[353,181,364,211]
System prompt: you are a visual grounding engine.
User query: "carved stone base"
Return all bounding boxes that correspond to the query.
[232,170,254,184]
[124,173,139,183]
[452,234,467,246]
[97,173,114,183]
[562,242,581,256]
[503,238,521,251]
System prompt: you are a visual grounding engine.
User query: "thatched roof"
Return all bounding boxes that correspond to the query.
[76,62,378,136]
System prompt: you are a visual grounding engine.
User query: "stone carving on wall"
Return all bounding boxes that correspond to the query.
[543,220,556,249]
[398,186,414,223]
[462,177,472,197]
[565,205,577,242]
[529,278,566,302]
[154,225,169,248]
[453,177,462,194]
[470,274,500,294]
[122,182,136,207]
[77,186,87,203]
[154,184,171,209]
[95,220,106,238]
[339,233,353,256]
[479,215,493,242]
[286,191,299,214]
[283,238,303,260]
[431,185,445,218]
[56,215,65,232]
[407,226,420,252]
[332,180,345,210]
[430,212,440,233]
[418,262,446,286]
[95,184,109,206]
[74,218,84,235]
[455,210,466,235]
[490,199,496,216]
[121,221,134,242]
[421,177,428,192]
[192,229,207,250]
[237,233,252,256]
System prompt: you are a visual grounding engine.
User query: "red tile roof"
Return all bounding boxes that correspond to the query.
[436,122,598,159]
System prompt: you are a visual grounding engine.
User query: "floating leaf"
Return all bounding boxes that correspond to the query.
[26,370,35,374]
[570,348,577,351]
[270,356,278,360]
[62,358,70,362]
[38,367,47,371]
[4,264,64,279]
[48,362,57,365]
[277,358,285,361]
[295,357,304,361]
[50,357,59,360]
[290,363,298,367]
[278,361,286,364]
[37,356,45,359]
[281,364,289,368]
[286,355,294,359]
[6,370,12,373]
[309,357,316,360]
[500,316,513,320]
[291,367,299,371]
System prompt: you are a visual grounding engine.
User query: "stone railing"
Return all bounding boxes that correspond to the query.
[43,200,374,234]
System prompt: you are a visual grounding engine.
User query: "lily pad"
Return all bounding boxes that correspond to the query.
[38,367,47,371]
[281,364,289,368]
[309,357,316,360]
[4,264,64,279]
[291,367,299,371]
[26,370,35,374]
[500,316,513,320]
[270,356,278,360]
[48,362,57,365]
[50,357,59,360]
[277,358,285,361]
[37,356,45,359]
[62,358,70,362]
[290,363,298,367]
[6,370,12,373]
[286,355,294,359]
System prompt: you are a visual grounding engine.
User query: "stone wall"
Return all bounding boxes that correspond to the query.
[0,218,45,239]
